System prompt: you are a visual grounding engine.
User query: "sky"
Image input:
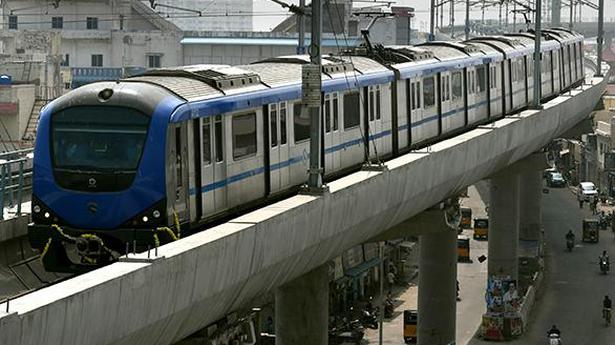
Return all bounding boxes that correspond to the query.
[252,0,614,32]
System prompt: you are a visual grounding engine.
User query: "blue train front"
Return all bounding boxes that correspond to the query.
[29,81,184,273]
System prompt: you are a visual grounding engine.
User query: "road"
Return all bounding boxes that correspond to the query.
[471,184,615,345]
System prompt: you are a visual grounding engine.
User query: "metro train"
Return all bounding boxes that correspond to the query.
[29,28,585,272]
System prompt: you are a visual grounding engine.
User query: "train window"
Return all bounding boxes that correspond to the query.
[376,86,381,120]
[441,76,448,101]
[423,77,435,108]
[452,72,462,99]
[369,88,375,121]
[280,102,287,145]
[477,66,486,93]
[325,95,331,132]
[333,94,339,131]
[175,127,182,189]
[232,113,257,160]
[343,91,360,129]
[410,83,415,110]
[202,118,211,165]
[215,116,223,162]
[293,103,310,142]
[416,82,421,108]
[270,104,278,147]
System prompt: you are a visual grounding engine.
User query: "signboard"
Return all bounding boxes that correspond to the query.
[301,64,321,107]
[342,245,364,270]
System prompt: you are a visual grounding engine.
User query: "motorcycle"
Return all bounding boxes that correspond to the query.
[547,333,562,345]
[566,238,574,252]
[600,258,610,275]
[329,319,364,345]
[604,307,612,326]
[359,308,378,329]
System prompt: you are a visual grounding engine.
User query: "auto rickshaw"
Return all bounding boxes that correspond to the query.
[460,207,472,229]
[403,310,418,344]
[457,235,471,262]
[582,218,600,243]
[473,218,489,240]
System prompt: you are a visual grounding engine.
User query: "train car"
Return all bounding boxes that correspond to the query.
[29,29,586,273]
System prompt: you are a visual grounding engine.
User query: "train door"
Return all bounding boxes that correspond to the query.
[168,122,190,222]
[268,102,290,193]
[201,115,227,216]
[367,85,383,160]
[490,64,501,117]
[324,93,341,174]
[440,72,452,132]
[409,79,423,145]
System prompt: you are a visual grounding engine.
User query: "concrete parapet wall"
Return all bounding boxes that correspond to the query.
[0,215,28,244]
[0,75,608,345]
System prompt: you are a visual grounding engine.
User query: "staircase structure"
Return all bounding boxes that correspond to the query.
[22,99,46,144]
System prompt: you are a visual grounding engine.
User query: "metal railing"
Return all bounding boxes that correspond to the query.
[0,148,34,220]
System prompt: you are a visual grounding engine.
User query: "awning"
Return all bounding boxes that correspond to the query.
[344,257,381,278]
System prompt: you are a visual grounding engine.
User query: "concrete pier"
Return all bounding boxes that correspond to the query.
[488,171,520,281]
[275,265,328,345]
[417,211,458,345]
[519,169,542,241]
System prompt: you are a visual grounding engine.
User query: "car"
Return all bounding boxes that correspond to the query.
[546,172,566,187]
[577,182,599,201]
[543,167,557,179]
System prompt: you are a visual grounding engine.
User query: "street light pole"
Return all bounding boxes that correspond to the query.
[430,0,436,41]
[533,0,543,109]
[465,0,470,41]
[569,0,574,28]
[596,0,604,77]
[297,0,305,54]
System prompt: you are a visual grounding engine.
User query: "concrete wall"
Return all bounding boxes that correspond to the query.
[155,0,253,31]
[0,84,35,141]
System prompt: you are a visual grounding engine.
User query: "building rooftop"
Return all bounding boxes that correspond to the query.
[180,37,359,47]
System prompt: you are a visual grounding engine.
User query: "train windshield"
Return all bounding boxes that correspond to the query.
[51,106,150,191]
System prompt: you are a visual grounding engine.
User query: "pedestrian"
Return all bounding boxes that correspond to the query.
[387,270,396,288]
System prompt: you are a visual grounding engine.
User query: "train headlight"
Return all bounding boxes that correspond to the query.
[44,212,50,219]
[33,205,41,213]
[142,216,149,223]
[152,210,160,218]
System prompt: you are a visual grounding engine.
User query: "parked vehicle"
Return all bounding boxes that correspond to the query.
[403,310,418,344]
[600,257,610,274]
[547,333,562,345]
[566,238,574,252]
[460,207,472,229]
[578,182,599,202]
[543,167,557,179]
[458,235,471,261]
[473,218,489,240]
[604,307,612,326]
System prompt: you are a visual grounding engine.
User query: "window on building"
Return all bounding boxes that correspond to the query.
[477,66,486,93]
[64,82,70,89]
[60,54,70,67]
[293,103,310,142]
[8,16,17,29]
[147,54,162,68]
[51,16,63,29]
[202,118,211,165]
[452,72,462,100]
[343,91,360,129]
[86,17,98,30]
[232,113,257,159]
[91,54,103,67]
[423,77,435,108]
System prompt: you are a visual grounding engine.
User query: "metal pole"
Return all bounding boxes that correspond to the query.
[408,16,411,45]
[596,0,604,77]
[297,0,305,54]
[378,241,384,345]
[533,0,543,109]
[0,165,5,221]
[440,0,444,29]
[482,0,485,24]
[513,0,517,32]
[505,1,509,31]
[465,0,470,40]
[450,0,455,39]
[16,160,23,216]
[499,2,502,27]
[306,0,323,190]
[430,0,436,41]
[568,0,574,29]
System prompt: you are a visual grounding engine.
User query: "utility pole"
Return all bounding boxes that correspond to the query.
[505,1,509,32]
[297,0,305,54]
[465,0,471,40]
[596,0,604,77]
[568,0,574,29]
[450,0,455,39]
[533,0,543,109]
[430,0,436,41]
[513,1,517,32]
[304,0,324,191]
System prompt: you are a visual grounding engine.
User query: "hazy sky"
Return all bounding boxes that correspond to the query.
[252,0,614,32]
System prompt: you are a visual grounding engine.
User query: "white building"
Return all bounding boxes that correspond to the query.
[0,0,183,70]
[153,0,252,31]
